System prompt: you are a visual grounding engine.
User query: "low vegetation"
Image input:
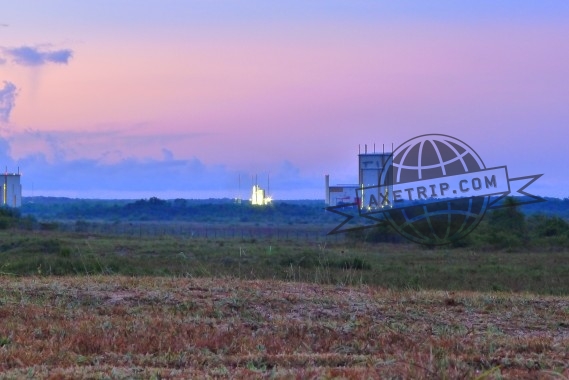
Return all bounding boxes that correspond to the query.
[1,227,569,295]
[0,198,567,377]
[0,276,567,378]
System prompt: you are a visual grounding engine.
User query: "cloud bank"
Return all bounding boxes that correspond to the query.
[1,128,322,199]
[2,46,73,66]
[15,153,320,199]
[0,81,17,123]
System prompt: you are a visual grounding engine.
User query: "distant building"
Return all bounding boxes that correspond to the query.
[250,184,272,206]
[2,170,22,208]
[324,175,359,206]
[325,145,392,208]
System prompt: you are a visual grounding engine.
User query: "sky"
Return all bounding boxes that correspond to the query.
[1,1,568,200]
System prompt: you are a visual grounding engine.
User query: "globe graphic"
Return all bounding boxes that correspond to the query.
[380,134,489,245]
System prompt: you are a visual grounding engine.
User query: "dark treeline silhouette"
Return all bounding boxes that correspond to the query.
[21,197,336,225]
[11,196,569,248]
[21,196,569,221]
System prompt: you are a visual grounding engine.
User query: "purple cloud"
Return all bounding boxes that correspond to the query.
[3,46,73,66]
[0,81,17,123]
[6,127,323,198]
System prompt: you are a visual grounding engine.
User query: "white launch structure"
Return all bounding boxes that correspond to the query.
[250,184,272,205]
[250,175,272,206]
[1,169,22,208]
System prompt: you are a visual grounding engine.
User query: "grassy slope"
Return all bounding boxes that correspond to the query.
[0,276,567,378]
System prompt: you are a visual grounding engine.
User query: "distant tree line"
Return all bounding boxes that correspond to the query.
[20,197,336,225]
[12,196,569,249]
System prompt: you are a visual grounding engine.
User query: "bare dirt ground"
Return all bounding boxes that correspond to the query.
[0,276,568,379]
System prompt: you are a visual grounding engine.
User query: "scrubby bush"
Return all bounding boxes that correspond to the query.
[333,257,371,270]
[531,215,569,237]
[279,250,319,268]
[0,207,19,229]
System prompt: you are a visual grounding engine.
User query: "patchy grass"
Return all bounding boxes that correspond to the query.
[1,229,569,294]
[0,276,567,379]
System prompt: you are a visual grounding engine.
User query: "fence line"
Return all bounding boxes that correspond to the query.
[53,222,344,242]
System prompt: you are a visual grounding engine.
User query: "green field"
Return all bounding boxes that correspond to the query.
[1,228,568,295]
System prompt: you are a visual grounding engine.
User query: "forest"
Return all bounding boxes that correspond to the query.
[18,195,569,222]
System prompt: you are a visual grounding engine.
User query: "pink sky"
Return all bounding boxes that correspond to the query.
[1,2,568,199]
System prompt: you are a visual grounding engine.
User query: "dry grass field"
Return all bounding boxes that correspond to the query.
[0,275,568,379]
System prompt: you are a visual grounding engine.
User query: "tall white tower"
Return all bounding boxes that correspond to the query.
[2,170,22,207]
